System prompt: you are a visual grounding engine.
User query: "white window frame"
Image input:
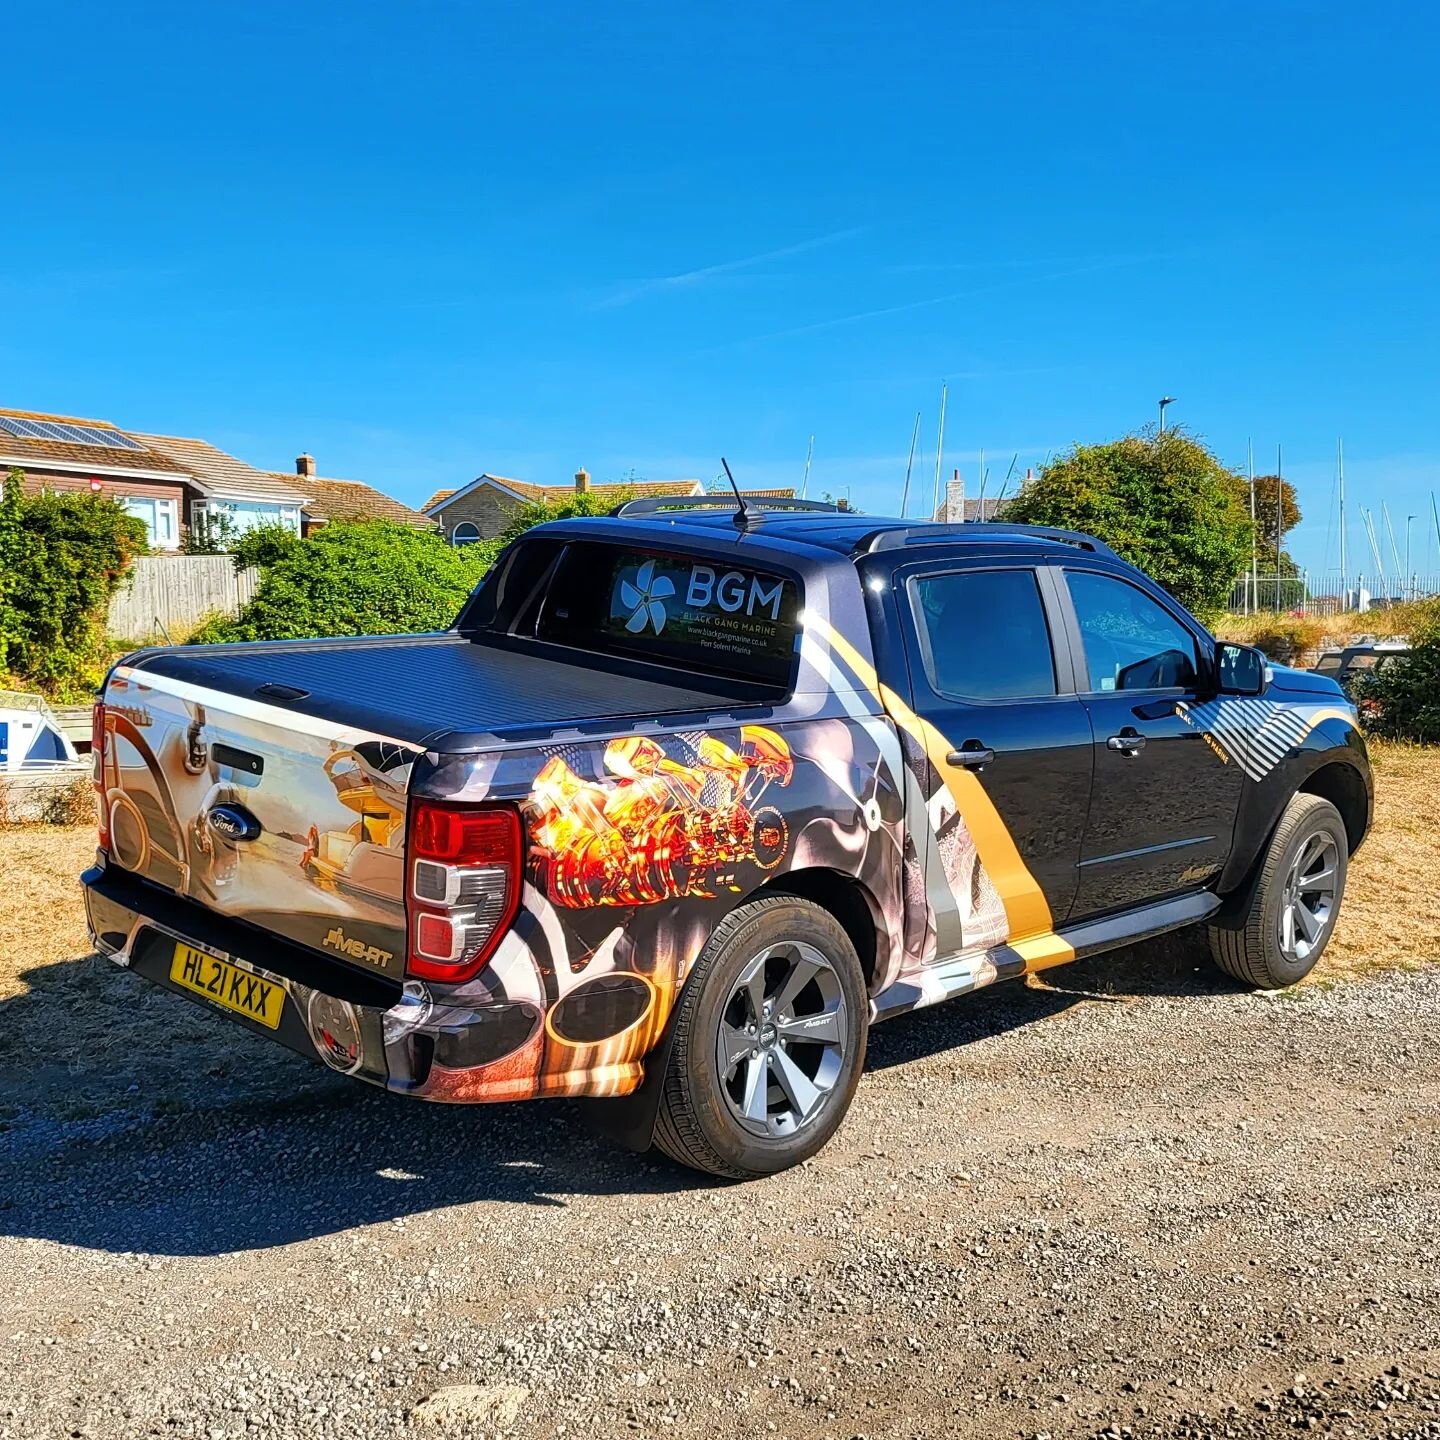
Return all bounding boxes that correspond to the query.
[451,521,481,546]
[121,494,180,551]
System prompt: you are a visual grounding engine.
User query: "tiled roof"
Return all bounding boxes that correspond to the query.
[279,473,435,528]
[136,434,307,505]
[0,408,192,477]
[931,496,1009,523]
[424,475,709,513]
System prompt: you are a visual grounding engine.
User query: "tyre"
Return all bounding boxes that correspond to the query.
[1207,793,1349,988]
[653,895,868,1179]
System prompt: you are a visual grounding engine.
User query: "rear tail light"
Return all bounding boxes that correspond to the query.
[405,800,522,983]
[92,701,109,853]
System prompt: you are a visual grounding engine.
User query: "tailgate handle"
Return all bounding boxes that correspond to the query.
[212,742,264,776]
[255,682,310,702]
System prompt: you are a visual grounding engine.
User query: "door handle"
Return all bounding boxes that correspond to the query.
[946,744,996,769]
[1106,729,1147,756]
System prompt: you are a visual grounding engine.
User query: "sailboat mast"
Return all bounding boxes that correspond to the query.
[1337,438,1347,602]
[900,412,920,517]
[931,382,947,519]
[1248,439,1257,613]
[800,434,814,500]
[1382,502,1404,591]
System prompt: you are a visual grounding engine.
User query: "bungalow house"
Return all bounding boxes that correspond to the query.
[137,433,309,538]
[138,436,433,537]
[0,408,195,549]
[1,406,428,547]
[276,454,436,534]
[422,469,796,544]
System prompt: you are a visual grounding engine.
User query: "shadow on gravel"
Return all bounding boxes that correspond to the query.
[0,953,711,1258]
[0,926,1246,1257]
[868,926,1247,1071]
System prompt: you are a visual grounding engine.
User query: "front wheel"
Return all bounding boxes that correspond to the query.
[1207,793,1349,988]
[654,895,868,1179]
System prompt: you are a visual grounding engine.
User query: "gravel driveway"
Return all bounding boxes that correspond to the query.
[2,934,1438,1440]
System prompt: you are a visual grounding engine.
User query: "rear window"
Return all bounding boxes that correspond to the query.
[533,543,801,688]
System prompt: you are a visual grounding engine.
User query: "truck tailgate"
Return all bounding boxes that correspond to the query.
[100,664,419,978]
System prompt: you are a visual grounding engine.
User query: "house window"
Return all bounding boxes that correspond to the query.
[452,521,481,546]
[120,496,179,550]
[192,499,303,537]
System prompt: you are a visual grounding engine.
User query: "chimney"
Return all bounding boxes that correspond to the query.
[574,467,590,494]
[296,453,317,477]
[945,467,966,523]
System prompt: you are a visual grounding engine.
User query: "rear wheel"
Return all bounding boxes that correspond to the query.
[1207,793,1349,988]
[654,895,868,1179]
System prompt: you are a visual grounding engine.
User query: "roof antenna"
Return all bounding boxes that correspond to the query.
[720,457,756,528]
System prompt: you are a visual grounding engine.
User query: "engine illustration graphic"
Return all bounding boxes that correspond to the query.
[529,725,794,908]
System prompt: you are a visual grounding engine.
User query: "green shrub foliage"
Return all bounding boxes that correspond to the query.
[1004,430,1253,618]
[229,520,305,573]
[1349,599,1440,744]
[0,469,148,696]
[190,519,491,643]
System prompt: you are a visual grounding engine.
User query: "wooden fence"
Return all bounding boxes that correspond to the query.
[108,556,261,642]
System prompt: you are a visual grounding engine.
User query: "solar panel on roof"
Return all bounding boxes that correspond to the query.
[0,416,145,450]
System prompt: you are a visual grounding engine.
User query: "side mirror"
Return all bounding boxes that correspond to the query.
[1216,641,1268,696]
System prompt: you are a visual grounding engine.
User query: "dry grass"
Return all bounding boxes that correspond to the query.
[1323,740,1440,977]
[1216,600,1438,664]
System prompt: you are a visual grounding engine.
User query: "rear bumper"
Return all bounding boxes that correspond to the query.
[82,860,637,1104]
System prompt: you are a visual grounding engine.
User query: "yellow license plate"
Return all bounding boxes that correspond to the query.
[169,943,285,1030]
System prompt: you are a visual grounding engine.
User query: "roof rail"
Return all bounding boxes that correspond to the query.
[610,495,843,519]
[860,521,1118,560]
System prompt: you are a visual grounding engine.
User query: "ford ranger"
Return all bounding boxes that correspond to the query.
[82,500,1373,1178]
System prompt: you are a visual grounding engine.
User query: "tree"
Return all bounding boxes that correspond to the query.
[0,470,148,696]
[0,471,24,675]
[1004,429,1253,617]
[189,520,490,643]
[1249,474,1302,573]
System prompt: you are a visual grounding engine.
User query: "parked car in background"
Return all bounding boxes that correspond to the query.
[1312,637,1412,686]
[83,501,1372,1178]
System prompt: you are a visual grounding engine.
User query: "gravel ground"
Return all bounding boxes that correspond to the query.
[3,933,1438,1440]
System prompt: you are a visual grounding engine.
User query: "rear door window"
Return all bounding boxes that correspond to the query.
[909,568,1058,701]
[535,543,801,688]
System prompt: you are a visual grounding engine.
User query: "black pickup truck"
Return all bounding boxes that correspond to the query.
[83,501,1372,1178]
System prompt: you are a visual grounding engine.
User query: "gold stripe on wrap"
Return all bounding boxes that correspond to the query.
[806,615,1056,945]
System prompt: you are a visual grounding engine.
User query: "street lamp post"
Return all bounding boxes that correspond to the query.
[1158,396,1177,433]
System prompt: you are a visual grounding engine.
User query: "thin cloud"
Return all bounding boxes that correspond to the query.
[595,227,864,309]
[711,254,1165,350]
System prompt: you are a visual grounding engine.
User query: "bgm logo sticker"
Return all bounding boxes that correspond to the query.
[619,559,676,634]
[616,560,786,637]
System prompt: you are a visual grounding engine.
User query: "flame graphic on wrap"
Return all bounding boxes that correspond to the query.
[531,726,794,908]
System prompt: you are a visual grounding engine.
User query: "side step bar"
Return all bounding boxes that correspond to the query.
[871,890,1221,1024]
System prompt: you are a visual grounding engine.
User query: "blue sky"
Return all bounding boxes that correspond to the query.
[4,1,1439,579]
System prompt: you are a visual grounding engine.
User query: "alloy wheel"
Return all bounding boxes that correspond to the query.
[1278,830,1340,964]
[716,940,848,1138]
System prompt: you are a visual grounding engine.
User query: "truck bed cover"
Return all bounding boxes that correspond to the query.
[129,633,745,749]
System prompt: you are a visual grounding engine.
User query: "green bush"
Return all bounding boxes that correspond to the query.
[1004,429,1252,618]
[230,520,304,572]
[1350,599,1440,743]
[0,469,148,698]
[190,519,491,643]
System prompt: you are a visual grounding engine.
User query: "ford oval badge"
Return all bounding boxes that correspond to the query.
[207,804,262,842]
